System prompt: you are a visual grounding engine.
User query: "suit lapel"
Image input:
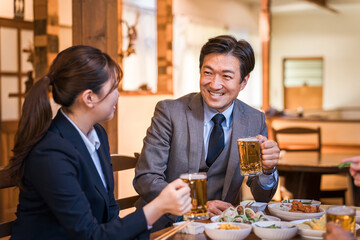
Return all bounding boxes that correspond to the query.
[222,100,249,200]
[53,111,110,208]
[186,93,204,172]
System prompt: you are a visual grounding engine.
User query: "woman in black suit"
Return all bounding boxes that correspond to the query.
[5,45,191,240]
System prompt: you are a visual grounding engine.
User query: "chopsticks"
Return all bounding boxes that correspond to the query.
[153,220,194,240]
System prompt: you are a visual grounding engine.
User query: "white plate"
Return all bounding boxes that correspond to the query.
[356,210,360,223]
[268,203,325,221]
[211,214,281,223]
[291,219,360,239]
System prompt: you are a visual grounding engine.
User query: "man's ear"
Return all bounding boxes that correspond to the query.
[82,89,95,108]
[240,74,250,91]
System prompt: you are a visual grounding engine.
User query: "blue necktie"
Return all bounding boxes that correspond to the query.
[206,114,225,167]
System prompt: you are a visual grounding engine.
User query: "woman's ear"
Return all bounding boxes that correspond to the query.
[81,89,95,108]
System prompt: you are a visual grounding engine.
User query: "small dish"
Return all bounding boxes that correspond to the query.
[252,221,298,240]
[204,222,252,240]
[172,221,205,235]
[240,201,268,212]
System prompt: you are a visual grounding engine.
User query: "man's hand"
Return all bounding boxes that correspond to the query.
[257,135,280,170]
[207,200,233,218]
[322,222,355,240]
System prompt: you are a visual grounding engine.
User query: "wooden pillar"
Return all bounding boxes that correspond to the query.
[72,0,118,153]
[157,0,173,93]
[260,0,271,109]
[33,0,59,80]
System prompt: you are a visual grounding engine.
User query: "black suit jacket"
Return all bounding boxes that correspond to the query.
[11,111,149,240]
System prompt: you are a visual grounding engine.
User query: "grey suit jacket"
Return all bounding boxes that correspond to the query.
[134,93,278,207]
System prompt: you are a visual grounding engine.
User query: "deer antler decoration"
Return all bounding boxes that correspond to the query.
[119,12,140,58]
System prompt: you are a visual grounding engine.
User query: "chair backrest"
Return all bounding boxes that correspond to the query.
[0,167,16,238]
[272,127,321,153]
[110,154,140,210]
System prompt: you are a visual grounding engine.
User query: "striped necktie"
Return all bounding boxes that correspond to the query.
[206,114,225,167]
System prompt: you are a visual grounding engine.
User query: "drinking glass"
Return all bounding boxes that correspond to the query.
[180,172,209,220]
[326,205,356,235]
[238,137,262,176]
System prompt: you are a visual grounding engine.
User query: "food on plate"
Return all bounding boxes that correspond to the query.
[257,224,281,229]
[217,205,269,223]
[255,223,297,229]
[218,223,242,230]
[290,200,320,213]
[301,215,326,230]
[282,199,312,204]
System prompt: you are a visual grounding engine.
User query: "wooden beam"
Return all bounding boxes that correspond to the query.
[260,0,270,110]
[72,0,119,154]
[157,0,173,94]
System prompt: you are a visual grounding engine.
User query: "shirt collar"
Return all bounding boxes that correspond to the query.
[203,100,234,128]
[60,109,100,153]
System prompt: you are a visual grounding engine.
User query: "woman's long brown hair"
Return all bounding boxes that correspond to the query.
[5,45,122,189]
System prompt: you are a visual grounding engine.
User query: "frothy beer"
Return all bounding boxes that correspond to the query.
[326,206,356,235]
[180,173,209,220]
[238,137,262,176]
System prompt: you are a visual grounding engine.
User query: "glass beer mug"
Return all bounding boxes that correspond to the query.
[326,205,356,235]
[180,172,209,220]
[238,137,262,176]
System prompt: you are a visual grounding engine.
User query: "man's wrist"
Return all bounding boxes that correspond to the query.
[263,166,277,175]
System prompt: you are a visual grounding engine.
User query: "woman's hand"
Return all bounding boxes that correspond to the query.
[157,179,192,216]
[143,178,192,226]
[257,135,280,170]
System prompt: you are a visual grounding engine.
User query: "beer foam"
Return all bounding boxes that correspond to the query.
[327,206,355,215]
[180,173,207,180]
[237,137,259,142]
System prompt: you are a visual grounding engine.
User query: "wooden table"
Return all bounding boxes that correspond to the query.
[277,151,358,204]
[150,205,360,239]
[150,228,304,239]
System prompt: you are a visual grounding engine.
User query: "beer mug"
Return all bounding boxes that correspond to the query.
[238,137,262,176]
[180,172,209,220]
[326,205,356,235]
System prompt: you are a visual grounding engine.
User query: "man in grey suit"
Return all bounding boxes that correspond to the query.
[134,35,280,230]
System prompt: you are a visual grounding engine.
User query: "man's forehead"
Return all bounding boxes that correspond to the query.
[202,53,240,71]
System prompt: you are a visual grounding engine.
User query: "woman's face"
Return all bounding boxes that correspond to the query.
[93,76,119,123]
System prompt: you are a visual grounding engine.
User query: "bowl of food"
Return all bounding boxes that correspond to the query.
[268,201,325,221]
[292,215,360,239]
[204,222,252,240]
[281,199,321,207]
[252,221,298,240]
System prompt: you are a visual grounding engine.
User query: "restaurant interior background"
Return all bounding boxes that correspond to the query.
[1,0,360,219]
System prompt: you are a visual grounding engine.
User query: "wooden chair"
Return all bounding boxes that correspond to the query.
[0,167,16,238]
[272,127,346,204]
[110,154,140,210]
[272,127,322,154]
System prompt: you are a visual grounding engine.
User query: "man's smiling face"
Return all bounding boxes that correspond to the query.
[200,53,248,113]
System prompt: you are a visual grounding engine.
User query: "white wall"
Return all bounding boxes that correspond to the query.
[270,4,360,110]
[117,94,173,155]
[173,0,263,108]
